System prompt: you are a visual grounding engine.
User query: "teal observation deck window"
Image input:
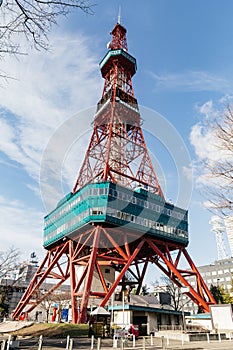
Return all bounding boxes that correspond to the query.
[43,182,188,248]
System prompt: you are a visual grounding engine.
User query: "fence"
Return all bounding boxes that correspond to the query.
[1,331,233,349]
[0,335,75,350]
[0,334,164,350]
[158,324,209,333]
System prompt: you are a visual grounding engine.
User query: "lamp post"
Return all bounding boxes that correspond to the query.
[122,290,125,328]
[110,293,114,326]
[180,287,190,333]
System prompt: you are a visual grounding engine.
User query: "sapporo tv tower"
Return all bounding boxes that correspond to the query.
[13,20,216,323]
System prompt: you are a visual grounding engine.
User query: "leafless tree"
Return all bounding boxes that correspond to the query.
[203,106,233,217]
[0,247,20,280]
[38,288,70,322]
[0,0,94,56]
[153,276,187,311]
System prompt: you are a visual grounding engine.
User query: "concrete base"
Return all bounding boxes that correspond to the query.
[189,333,226,342]
[157,330,227,343]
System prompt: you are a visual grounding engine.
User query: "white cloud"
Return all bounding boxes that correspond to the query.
[182,165,193,182]
[199,100,213,117]
[190,123,219,161]
[0,195,45,259]
[191,98,233,163]
[39,107,94,212]
[0,31,102,185]
[0,30,103,258]
[150,70,231,92]
[190,97,233,200]
[0,118,22,161]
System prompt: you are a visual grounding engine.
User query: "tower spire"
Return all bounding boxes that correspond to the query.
[118,6,121,24]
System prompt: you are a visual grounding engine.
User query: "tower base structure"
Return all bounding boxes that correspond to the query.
[12,225,215,323]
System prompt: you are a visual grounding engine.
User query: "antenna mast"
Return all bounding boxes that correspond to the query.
[118,6,121,24]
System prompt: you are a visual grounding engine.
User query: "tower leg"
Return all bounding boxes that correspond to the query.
[79,227,100,323]
[147,239,216,312]
[12,241,70,320]
[69,241,78,323]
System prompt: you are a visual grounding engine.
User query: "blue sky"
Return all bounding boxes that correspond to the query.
[0,0,233,276]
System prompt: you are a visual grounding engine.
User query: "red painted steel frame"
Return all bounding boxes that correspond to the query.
[13,21,216,323]
[12,228,215,323]
[72,22,164,197]
[12,241,71,319]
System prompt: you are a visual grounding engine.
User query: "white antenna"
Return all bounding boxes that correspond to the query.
[224,216,233,257]
[210,216,228,260]
[118,6,121,24]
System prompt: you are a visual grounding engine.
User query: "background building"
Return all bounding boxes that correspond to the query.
[184,257,233,313]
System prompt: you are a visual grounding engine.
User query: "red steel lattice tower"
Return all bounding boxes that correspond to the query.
[12,21,215,324]
[73,23,163,197]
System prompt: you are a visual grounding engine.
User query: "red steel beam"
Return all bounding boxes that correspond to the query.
[100,239,145,307]
[78,227,101,323]
[69,241,78,323]
[147,239,215,312]
[12,241,70,319]
[182,248,216,305]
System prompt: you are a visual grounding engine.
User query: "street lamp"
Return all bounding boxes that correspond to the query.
[180,286,190,333]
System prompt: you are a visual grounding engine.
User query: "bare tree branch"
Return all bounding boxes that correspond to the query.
[201,105,233,217]
[153,276,185,311]
[0,0,94,54]
[0,247,20,280]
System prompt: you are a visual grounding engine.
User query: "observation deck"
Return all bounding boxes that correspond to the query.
[43,182,188,249]
[99,48,137,77]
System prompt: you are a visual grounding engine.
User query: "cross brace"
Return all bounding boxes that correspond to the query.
[12,227,215,323]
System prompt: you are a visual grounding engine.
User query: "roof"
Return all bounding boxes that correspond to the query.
[109,294,190,316]
[109,303,186,316]
[91,306,110,316]
[130,294,160,306]
[186,313,211,319]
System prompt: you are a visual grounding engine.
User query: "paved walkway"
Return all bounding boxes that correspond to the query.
[0,320,33,333]
[164,339,233,350]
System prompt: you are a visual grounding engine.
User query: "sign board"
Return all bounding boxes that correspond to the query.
[210,304,233,331]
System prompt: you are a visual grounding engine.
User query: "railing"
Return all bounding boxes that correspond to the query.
[158,325,182,332]
[158,324,209,333]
